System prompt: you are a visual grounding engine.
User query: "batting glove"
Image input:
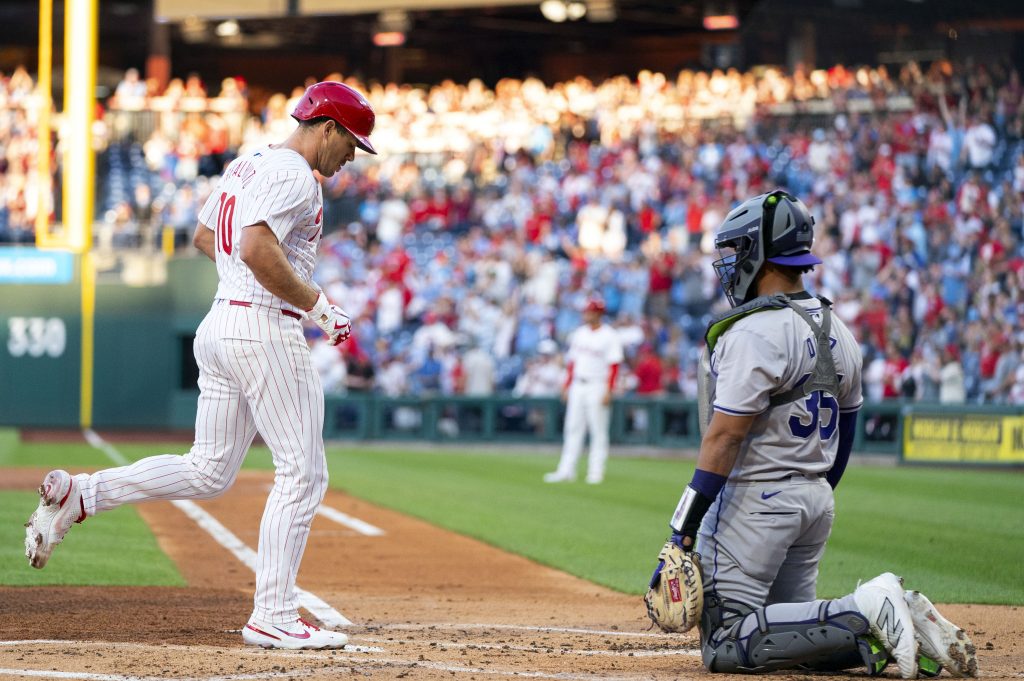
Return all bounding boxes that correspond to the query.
[306,291,352,346]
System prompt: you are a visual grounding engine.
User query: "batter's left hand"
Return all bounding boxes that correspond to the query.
[602,390,612,406]
[319,305,352,346]
[306,291,352,345]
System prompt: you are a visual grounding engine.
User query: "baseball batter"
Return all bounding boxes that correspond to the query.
[652,191,977,677]
[24,81,376,650]
[544,298,623,484]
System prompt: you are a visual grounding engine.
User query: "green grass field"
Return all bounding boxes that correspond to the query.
[2,431,1021,604]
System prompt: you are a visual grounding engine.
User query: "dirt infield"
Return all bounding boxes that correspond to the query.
[2,469,1021,680]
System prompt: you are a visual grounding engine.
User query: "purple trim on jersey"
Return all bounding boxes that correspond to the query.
[767,252,822,266]
[839,402,863,413]
[713,404,762,416]
[709,484,731,627]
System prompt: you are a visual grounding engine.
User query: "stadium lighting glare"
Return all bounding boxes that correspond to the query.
[541,0,587,22]
[215,20,240,38]
[703,14,739,30]
[373,31,406,46]
[373,9,409,45]
[567,1,587,20]
[540,0,568,22]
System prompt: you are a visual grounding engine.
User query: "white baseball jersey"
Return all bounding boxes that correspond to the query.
[710,297,863,481]
[198,146,324,312]
[549,323,624,484]
[566,324,624,382]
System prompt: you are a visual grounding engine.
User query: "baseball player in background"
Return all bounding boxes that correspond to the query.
[24,81,376,650]
[652,191,977,677]
[544,298,623,484]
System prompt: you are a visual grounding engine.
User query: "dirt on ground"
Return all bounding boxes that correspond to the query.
[1,469,1021,680]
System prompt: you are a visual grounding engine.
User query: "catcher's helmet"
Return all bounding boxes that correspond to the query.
[292,81,376,155]
[583,297,607,314]
[712,190,820,307]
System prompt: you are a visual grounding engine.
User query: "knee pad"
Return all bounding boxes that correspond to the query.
[701,599,868,674]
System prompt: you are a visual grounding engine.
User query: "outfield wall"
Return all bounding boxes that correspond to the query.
[1,251,1021,463]
[0,252,216,429]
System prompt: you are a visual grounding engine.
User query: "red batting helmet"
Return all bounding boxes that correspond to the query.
[292,81,377,155]
[583,297,606,314]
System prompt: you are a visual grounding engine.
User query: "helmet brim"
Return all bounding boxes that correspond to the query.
[354,134,377,155]
[767,252,822,267]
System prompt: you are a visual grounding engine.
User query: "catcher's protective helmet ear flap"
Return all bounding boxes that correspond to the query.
[292,81,376,155]
[712,190,820,307]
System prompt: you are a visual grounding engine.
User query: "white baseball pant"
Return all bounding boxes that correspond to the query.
[76,300,328,624]
[554,379,610,482]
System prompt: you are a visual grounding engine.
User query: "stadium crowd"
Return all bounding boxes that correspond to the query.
[3,59,1024,405]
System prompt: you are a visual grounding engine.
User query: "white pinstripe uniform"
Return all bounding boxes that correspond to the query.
[553,323,624,482]
[75,146,328,625]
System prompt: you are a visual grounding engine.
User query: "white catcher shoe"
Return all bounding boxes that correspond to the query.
[25,470,85,569]
[854,572,919,679]
[905,590,978,677]
[243,617,348,649]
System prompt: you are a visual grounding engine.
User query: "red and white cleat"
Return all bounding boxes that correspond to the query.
[242,617,349,649]
[25,470,85,569]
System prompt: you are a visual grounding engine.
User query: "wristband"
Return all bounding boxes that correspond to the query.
[305,291,330,321]
[690,469,727,499]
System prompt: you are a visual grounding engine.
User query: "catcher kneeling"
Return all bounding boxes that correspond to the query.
[645,192,977,678]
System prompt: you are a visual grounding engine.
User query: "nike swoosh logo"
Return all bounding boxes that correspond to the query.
[273,626,311,639]
[761,490,782,500]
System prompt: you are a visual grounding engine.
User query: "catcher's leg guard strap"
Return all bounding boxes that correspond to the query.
[701,598,869,673]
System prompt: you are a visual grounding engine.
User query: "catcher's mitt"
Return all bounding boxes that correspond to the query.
[644,540,703,633]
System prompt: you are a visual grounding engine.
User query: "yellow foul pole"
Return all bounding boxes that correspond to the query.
[34,0,53,247]
[63,0,97,255]
[62,0,99,427]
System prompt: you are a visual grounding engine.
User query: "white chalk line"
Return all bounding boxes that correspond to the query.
[0,669,315,681]
[315,505,385,536]
[0,640,381,656]
[81,432,350,627]
[0,637,694,660]
[373,622,688,639]
[83,429,129,466]
[0,642,638,681]
[355,635,700,658]
[0,665,620,681]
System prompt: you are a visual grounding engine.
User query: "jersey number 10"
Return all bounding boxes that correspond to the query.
[215,192,237,255]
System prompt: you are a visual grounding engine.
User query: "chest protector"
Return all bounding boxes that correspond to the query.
[703,293,840,410]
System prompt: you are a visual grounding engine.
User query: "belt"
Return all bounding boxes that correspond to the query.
[225,299,303,320]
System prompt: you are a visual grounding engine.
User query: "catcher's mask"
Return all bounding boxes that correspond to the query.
[712,190,821,307]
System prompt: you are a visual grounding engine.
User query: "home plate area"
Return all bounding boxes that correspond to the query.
[0,471,1018,680]
[0,625,700,681]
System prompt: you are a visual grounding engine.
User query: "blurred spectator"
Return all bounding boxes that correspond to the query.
[513,339,564,397]
[112,68,147,110]
[939,345,967,404]
[633,344,665,397]
[462,341,497,395]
